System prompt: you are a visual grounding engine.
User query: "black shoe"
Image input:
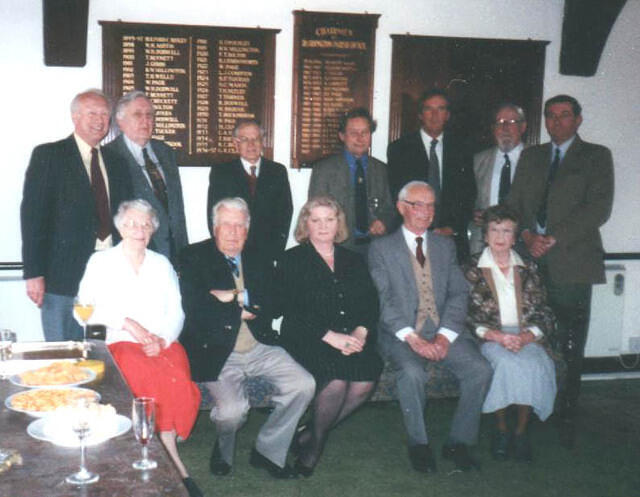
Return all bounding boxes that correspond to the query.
[291,424,309,456]
[490,431,510,461]
[250,448,298,479]
[183,477,204,497]
[442,443,480,471]
[408,444,437,473]
[513,433,533,462]
[210,439,231,476]
[294,458,315,478]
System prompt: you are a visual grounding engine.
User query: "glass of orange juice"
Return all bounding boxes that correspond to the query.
[73,298,94,345]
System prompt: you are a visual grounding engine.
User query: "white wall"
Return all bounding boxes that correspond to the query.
[1,0,639,340]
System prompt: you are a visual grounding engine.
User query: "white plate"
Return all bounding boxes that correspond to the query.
[27,414,132,447]
[9,367,96,388]
[4,387,101,418]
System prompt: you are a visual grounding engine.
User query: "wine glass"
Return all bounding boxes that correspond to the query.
[132,397,157,470]
[66,397,99,485]
[73,297,94,347]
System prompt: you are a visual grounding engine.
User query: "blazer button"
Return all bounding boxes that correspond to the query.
[339,310,345,315]
[224,325,232,331]
[203,343,208,349]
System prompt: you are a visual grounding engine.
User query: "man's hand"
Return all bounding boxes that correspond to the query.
[434,226,455,237]
[209,289,237,303]
[241,310,256,321]
[405,332,445,361]
[369,219,387,236]
[473,209,484,227]
[522,231,556,258]
[432,333,451,360]
[26,276,45,307]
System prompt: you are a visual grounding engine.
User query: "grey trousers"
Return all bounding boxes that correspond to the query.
[383,335,492,446]
[41,293,83,341]
[205,343,315,467]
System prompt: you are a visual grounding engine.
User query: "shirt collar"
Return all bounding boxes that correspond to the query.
[401,225,428,251]
[477,246,524,269]
[73,132,98,160]
[552,134,576,160]
[240,156,261,176]
[420,128,443,146]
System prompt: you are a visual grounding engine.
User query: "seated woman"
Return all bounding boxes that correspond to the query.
[77,199,202,497]
[464,204,557,462]
[276,196,383,476]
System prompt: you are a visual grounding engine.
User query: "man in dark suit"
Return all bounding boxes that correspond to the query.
[104,91,187,265]
[308,107,395,253]
[180,197,314,479]
[387,89,476,261]
[470,103,527,254]
[368,181,492,473]
[507,94,614,447]
[21,89,132,341]
[206,119,292,265]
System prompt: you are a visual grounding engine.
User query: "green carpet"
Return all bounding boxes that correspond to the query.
[179,379,640,497]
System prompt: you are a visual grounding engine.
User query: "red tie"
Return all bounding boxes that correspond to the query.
[415,236,425,267]
[90,148,110,240]
[248,165,257,197]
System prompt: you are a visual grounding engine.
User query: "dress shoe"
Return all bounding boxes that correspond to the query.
[210,439,231,476]
[249,448,298,479]
[490,431,510,461]
[513,433,533,462]
[408,444,437,473]
[442,443,480,471]
[294,458,315,478]
[291,423,309,456]
[183,477,204,497]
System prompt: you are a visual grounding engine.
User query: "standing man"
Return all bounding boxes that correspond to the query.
[508,94,614,447]
[206,119,292,265]
[308,107,395,253]
[387,89,476,261]
[368,181,492,473]
[105,90,188,265]
[470,103,527,254]
[179,198,315,479]
[21,89,132,341]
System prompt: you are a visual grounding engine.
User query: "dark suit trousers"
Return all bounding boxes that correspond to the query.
[383,335,492,446]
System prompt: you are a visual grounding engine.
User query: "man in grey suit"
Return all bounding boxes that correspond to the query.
[369,181,492,473]
[105,91,188,265]
[308,107,395,253]
[507,94,614,447]
[470,103,527,254]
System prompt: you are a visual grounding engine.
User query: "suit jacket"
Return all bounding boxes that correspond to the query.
[206,158,293,264]
[308,153,395,249]
[104,135,188,263]
[387,131,476,260]
[178,239,279,382]
[21,135,132,296]
[507,135,614,284]
[368,229,469,353]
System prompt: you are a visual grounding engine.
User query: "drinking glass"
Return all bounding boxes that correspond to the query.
[0,329,17,379]
[132,397,157,470]
[66,397,99,485]
[73,297,94,345]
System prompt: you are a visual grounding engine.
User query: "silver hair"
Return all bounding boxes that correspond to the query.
[494,103,526,122]
[211,197,251,229]
[232,119,265,139]
[113,199,160,233]
[115,90,153,121]
[70,89,110,115]
[397,181,435,202]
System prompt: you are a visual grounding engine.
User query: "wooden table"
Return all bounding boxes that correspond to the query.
[0,340,189,497]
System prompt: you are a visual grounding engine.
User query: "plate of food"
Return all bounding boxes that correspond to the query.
[9,361,96,388]
[27,403,131,447]
[5,387,101,417]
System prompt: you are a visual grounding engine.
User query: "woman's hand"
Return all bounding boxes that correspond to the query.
[141,335,164,357]
[485,329,521,352]
[322,330,364,355]
[351,326,368,345]
[123,317,154,344]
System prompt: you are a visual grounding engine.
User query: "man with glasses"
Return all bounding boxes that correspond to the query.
[469,103,527,254]
[507,94,614,448]
[369,180,491,474]
[206,119,292,266]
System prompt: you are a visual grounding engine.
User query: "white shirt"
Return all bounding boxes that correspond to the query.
[419,129,443,183]
[77,243,184,346]
[475,247,542,339]
[240,156,261,177]
[395,226,458,343]
[489,143,523,206]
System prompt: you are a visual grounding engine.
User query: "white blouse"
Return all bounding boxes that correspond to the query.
[77,243,184,346]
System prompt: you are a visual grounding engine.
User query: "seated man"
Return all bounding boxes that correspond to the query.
[179,197,315,479]
[368,181,492,473]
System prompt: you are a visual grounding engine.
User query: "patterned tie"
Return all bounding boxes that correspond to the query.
[498,153,512,203]
[142,148,169,212]
[247,165,257,197]
[415,236,426,267]
[225,256,239,277]
[354,158,368,233]
[537,147,561,229]
[428,139,441,200]
[90,148,110,241]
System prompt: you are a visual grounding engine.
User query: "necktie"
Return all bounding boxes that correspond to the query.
[226,256,239,277]
[90,148,110,241]
[415,236,426,267]
[354,158,368,233]
[536,147,561,229]
[498,153,512,203]
[142,148,169,212]
[248,165,257,197]
[428,139,441,200]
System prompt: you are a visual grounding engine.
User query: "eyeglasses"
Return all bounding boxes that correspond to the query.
[235,136,262,145]
[122,219,154,231]
[402,200,435,210]
[494,119,523,127]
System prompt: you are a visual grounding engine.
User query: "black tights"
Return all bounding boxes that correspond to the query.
[298,379,375,468]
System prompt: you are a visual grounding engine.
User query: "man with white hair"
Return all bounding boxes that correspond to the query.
[179,197,315,479]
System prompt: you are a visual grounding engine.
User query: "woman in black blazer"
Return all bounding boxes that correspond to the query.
[276,196,382,476]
